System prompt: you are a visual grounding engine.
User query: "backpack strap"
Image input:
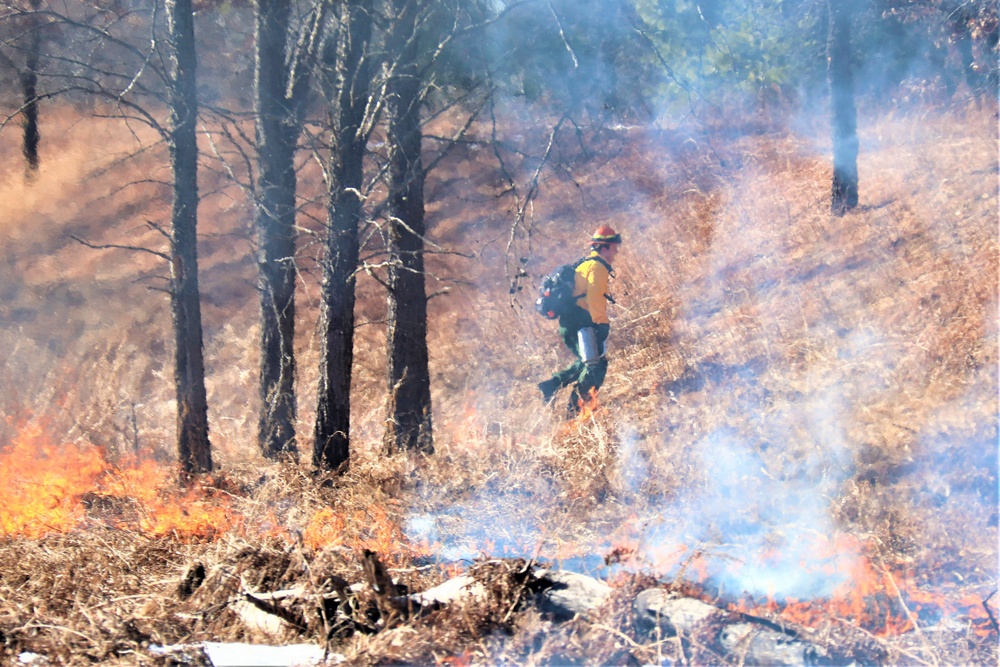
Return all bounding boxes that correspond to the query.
[575,255,614,273]
[573,255,616,303]
[562,257,589,300]
[589,254,614,277]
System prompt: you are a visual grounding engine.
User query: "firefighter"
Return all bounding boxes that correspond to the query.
[538,225,622,416]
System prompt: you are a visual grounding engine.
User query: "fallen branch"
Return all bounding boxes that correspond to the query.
[361,550,414,627]
[242,591,309,631]
[591,622,648,650]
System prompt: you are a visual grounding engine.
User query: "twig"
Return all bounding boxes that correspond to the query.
[672,634,687,666]
[983,590,999,634]
[621,310,661,327]
[83,593,160,612]
[69,234,170,261]
[591,622,661,650]
[18,623,97,646]
[547,0,578,68]
[245,586,307,601]
[500,543,543,624]
[832,616,932,667]
[387,564,438,573]
[875,562,940,667]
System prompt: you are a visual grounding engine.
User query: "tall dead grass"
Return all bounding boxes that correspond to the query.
[0,103,996,664]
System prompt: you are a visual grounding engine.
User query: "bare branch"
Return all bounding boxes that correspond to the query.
[547,0,578,69]
[144,219,170,240]
[68,235,170,262]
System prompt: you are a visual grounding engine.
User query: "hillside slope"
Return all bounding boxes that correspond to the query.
[0,103,996,664]
[414,107,997,593]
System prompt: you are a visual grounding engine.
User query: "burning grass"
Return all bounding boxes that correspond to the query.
[0,103,997,664]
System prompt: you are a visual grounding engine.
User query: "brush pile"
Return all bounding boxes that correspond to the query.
[0,531,939,666]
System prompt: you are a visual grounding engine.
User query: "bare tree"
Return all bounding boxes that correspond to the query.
[944,0,998,97]
[0,1,216,475]
[19,0,41,175]
[166,0,212,474]
[314,0,376,471]
[0,0,45,176]
[382,0,434,454]
[376,0,523,454]
[828,0,858,215]
[315,0,501,463]
[253,0,326,459]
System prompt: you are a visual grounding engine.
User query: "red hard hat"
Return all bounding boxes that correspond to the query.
[591,225,622,244]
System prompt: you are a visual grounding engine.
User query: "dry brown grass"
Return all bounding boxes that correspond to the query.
[0,101,996,665]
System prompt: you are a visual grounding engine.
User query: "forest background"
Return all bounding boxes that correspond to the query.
[0,0,997,665]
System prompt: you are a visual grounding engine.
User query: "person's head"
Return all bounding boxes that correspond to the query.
[591,225,622,263]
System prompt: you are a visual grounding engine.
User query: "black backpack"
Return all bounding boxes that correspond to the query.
[535,258,587,319]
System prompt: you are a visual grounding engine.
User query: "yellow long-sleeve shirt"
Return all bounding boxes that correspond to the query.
[573,251,612,325]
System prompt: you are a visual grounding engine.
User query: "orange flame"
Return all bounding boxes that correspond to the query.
[303,503,431,565]
[99,458,236,538]
[0,420,234,540]
[437,648,474,667]
[0,421,106,538]
[725,534,995,636]
[577,389,600,420]
[560,389,601,435]
[604,520,993,638]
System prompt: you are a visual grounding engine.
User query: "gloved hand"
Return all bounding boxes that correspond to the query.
[596,323,610,342]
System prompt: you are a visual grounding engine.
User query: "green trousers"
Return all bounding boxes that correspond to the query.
[552,307,609,401]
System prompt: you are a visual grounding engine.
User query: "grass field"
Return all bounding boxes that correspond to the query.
[0,101,996,665]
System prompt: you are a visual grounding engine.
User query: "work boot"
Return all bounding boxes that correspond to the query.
[537,377,561,404]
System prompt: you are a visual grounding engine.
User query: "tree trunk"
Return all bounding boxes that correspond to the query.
[20,0,41,176]
[951,8,981,95]
[166,0,212,476]
[254,0,301,459]
[383,0,433,454]
[985,17,999,93]
[828,0,858,215]
[314,0,374,471]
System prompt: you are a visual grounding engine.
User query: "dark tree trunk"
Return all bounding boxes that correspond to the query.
[828,0,858,215]
[314,0,374,471]
[20,0,41,176]
[254,0,301,459]
[384,0,433,454]
[166,0,212,476]
[951,8,981,95]
[985,18,999,93]
[955,27,976,93]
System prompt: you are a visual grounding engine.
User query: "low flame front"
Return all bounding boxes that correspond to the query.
[608,526,995,638]
[3,420,994,640]
[0,420,426,561]
[0,420,233,539]
[735,540,997,638]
